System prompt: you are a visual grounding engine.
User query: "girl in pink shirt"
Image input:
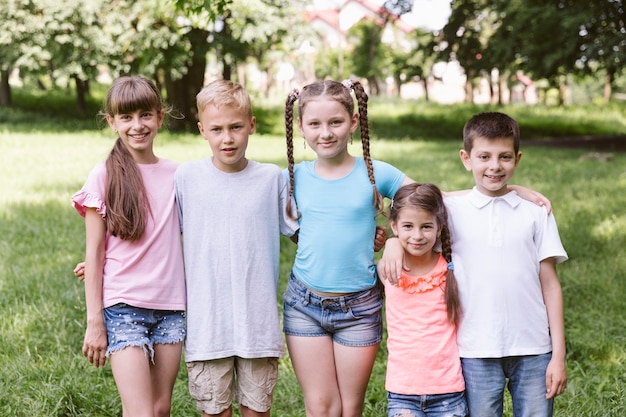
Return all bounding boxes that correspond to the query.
[380,183,467,417]
[72,76,186,417]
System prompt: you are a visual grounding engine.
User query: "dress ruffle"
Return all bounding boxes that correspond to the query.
[72,190,106,218]
[398,256,448,294]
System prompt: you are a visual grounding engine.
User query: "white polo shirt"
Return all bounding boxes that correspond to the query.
[445,187,568,358]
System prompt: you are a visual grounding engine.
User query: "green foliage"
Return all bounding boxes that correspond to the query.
[1,98,625,415]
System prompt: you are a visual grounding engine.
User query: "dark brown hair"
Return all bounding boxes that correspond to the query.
[462,111,520,154]
[389,182,461,325]
[284,79,383,219]
[102,76,163,241]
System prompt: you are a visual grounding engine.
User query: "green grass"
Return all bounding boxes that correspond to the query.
[1,93,625,416]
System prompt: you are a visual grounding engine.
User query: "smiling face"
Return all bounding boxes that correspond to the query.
[390,206,441,261]
[106,108,164,163]
[197,103,256,173]
[297,98,358,162]
[460,136,522,197]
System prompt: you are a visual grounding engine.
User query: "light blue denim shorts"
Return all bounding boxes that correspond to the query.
[387,391,468,417]
[282,272,383,347]
[103,303,186,360]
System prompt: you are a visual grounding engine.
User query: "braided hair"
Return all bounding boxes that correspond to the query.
[284,79,384,220]
[389,183,462,325]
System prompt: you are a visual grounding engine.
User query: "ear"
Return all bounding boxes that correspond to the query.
[515,151,522,166]
[350,112,359,133]
[197,122,208,140]
[157,109,165,128]
[105,114,117,132]
[459,149,472,171]
[249,116,257,135]
[389,220,399,237]
[297,117,305,137]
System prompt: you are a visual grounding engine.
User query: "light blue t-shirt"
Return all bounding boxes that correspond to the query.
[286,157,405,292]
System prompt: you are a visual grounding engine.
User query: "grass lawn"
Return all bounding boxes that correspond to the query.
[0,97,625,416]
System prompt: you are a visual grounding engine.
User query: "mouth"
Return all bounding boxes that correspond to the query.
[222,147,237,155]
[129,133,149,141]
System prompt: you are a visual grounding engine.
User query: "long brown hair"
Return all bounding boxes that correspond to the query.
[103,76,163,241]
[389,183,461,325]
[284,79,383,219]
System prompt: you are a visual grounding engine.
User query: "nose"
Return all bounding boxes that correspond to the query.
[131,116,144,129]
[222,130,235,143]
[320,125,333,139]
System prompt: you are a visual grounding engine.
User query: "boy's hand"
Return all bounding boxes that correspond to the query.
[545,357,567,398]
[374,226,388,252]
[510,185,552,213]
[74,262,86,282]
[376,237,406,286]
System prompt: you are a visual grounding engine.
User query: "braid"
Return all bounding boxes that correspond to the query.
[351,80,384,216]
[285,89,299,220]
[439,212,461,325]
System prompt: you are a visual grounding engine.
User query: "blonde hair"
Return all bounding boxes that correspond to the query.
[196,79,253,119]
[284,79,383,219]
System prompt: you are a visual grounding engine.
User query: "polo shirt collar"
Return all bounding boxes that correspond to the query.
[468,186,522,209]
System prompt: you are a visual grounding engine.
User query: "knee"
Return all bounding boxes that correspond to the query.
[153,400,172,417]
[305,398,342,417]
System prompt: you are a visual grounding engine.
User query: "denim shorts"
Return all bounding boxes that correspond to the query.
[103,303,186,361]
[387,391,468,417]
[461,353,554,417]
[282,272,383,347]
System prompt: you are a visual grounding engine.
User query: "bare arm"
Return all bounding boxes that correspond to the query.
[509,185,552,213]
[376,237,405,285]
[539,258,567,398]
[83,208,108,368]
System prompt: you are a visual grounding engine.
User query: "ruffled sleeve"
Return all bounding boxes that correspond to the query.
[398,255,448,294]
[72,161,107,219]
[72,190,106,218]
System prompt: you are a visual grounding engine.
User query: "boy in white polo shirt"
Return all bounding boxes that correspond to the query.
[445,111,568,417]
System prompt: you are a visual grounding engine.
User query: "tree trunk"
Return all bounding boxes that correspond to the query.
[74,75,88,113]
[0,69,11,107]
[604,72,612,104]
[165,28,210,132]
[422,79,429,102]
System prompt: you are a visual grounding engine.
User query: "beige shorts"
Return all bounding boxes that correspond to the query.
[187,357,278,414]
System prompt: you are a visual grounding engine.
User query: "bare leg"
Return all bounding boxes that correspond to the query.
[151,342,183,417]
[333,342,379,417]
[286,335,343,417]
[110,346,154,417]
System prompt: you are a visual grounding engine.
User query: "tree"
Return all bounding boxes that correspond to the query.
[393,28,438,100]
[347,19,389,95]
[441,0,495,103]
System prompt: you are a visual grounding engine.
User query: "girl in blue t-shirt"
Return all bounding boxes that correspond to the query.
[282,79,414,417]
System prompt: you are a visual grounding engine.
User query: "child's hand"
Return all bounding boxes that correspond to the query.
[510,185,552,213]
[83,323,108,368]
[74,262,85,282]
[374,226,388,252]
[545,357,567,398]
[376,237,406,286]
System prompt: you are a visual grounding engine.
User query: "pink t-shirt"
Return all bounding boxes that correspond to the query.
[72,159,186,311]
[383,254,464,395]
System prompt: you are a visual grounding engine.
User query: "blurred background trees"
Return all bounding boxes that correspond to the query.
[1,0,624,131]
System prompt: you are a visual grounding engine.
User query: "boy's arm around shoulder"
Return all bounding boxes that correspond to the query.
[539,258,567,399]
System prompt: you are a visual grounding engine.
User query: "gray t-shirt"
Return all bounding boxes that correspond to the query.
[175,158,298,362]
